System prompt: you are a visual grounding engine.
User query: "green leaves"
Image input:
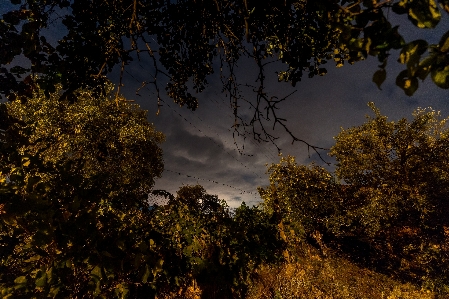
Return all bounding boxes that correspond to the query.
[259,156,339,242]
[408,0,441,28]
[431,30,449,88]
[399,40,428,66]
[336,0,448,95]
[396,70,419,96]
[0,85,168,298]
[261,104,449,287]
[439,30,449,53]
[13,276,27,288]
[396,40,428,95]
[431,65,449,88]
[393,36,449,94]
[392,0,441,28]
[35,270,47,288]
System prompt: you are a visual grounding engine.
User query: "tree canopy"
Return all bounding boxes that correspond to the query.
[260,103,449,288]
[1,0,448,148]
[0,85,166,297]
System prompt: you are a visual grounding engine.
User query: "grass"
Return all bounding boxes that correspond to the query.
[247,244,440,299]
[157,243,443,299]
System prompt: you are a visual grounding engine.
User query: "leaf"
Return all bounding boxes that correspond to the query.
[90,265,103,282]
[48,285,61,297]
[24,255,41,263]
[408,0,441,28]
[439,30,449,53]
[114,283,129,299]
[431,65,449,88]
[373,69,387,89]
[142,264,151,283]
[392,0,408,14]
[396,70,419,96]
[415,55,435,80]
[46,266,54,284]
[14,276,27,289]
[35,271,47,287]
[439,0,449,13]
[398,40,428,65]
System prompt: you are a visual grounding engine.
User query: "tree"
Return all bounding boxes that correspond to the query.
[1,0,448,150]
[330,103,449,235]
[258,156,340,244]
[152,185,285,298]
[329,103,449,284]
[259,104,449,288]
[0,84,165,298]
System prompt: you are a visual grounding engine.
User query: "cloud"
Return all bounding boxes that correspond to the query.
[119,18,449,208]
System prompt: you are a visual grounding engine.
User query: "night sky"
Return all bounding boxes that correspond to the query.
[2,2,448,207]
[124,13,449,207]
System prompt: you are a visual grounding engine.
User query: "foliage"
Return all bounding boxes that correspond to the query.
[248,244,438,299]
[0,85,166,298]
[258,156,340,242]
[4,83,165,203]
[151,185,286,298]
[329,103,449,285]
[0,88,285,298]
[1,0,448,102]
[331,103,449,235]
[1,0,448,149]
[259,104,449,290]
[0,0,344,104]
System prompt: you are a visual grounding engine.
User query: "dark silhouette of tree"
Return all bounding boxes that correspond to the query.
[1,0,448,152]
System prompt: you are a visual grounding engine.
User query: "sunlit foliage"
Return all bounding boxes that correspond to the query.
[258,156,340,242]
[260,104,449,290]
[330,103,449,286]
[152,185,285,298]
[0,87,285,298]
[0,85,165,298]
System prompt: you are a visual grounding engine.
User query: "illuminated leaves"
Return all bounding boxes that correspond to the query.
[399,40,429,66]
[0,85,167,298]
[431,64,449,88]
[5,83,164,202]
[392,34,449,94]
[392,0,442,28]
[337,0,448,95]
[260,105,449,284]
[396,69,420,95]
[440,0,449,12]
[408,0,441,28]
[259,156,339,241]
[329,103,449,278]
